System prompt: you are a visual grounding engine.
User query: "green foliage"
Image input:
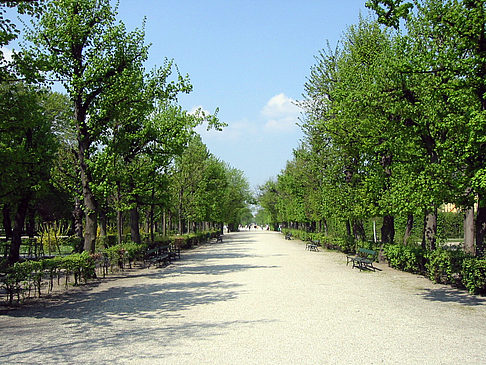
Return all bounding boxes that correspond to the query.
[437,212,463,239]
[461,258,486,295]
[425,248,467,285]
[98,234,118,248]
[167,230,220,249]
[1,251,96,303]
[384,244,425,274]
[365,0,413,29]
[169,136,251,232]
[103,242,146,269]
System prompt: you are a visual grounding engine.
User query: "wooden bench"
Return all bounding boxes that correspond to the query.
[346,248,377,271]
[306,240,320,251]
[284,233,292,240]
[144,246,170,268]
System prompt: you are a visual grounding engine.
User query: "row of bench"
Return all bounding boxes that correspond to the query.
[144,244,181,268]
[144,234,223,268]
[284,233,377,271]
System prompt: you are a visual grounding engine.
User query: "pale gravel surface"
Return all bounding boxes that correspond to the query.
[1,231,486,364]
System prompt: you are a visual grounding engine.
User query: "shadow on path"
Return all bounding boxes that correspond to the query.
[1,232,280,323]
[417,287,486,306]
[0,316,277,363]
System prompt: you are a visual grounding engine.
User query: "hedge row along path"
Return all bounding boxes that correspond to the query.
[1,231,486,364]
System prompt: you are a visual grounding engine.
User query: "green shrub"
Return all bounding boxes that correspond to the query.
[103,242,145,270]
[334,235,355,253]
[60,252,96,285]
[0,252,97,303]
[425,248,466,285]
[63,235,83,252]
[384,244,425,274]
[461,258,486,295]
[437,212,463,239]
[98,234,117,248]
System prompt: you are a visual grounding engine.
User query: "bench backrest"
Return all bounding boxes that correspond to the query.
[358,248,377,259]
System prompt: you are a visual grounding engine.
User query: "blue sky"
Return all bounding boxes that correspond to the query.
[5,0,372,190]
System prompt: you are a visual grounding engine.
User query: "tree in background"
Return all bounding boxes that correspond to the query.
[0,83,57,264]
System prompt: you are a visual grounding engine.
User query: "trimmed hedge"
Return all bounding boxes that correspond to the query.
[1,230,222,304]
[1,252,96,304]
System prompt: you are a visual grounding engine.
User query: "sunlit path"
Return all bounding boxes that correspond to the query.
[1,231,486,364]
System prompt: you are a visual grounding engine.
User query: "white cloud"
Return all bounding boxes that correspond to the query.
[0,47,14,66]
[261,93,300,132]
[196,118,253,141]
[190,104,253,141]
[189,105,210,116]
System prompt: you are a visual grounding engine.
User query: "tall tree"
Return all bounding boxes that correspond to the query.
[25,0,150,252]
[0,83,57,264]
[368,0,486,255]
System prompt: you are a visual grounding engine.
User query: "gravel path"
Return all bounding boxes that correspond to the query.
[1,231,486,364]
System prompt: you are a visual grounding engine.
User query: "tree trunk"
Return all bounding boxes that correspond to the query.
[72,197,84,252]
[352,219,366,241]
[99,210,107,237]
[130,202,141,245]
[464,206,475,255]
[150,203,155,244]
[381,215,395,244]
[475,194,486,257]
[403,214,414,245]
[8,194,30,265]
[76,101,97,253]
[322,219,328,236]
[26,207,35,238]
[178,188,183,235]
[423,207,437,251]
[162,209,166,237]
[116,181,123,245]
[117,209,123,245]
[78,138,97,253]
[310,221,316,233]
[345,219,351,237]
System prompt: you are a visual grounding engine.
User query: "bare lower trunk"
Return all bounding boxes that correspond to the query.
[423,207,437,251]
[117,210,123,245]
[162,210,166,237]
[116,181,123,245]
[381,215,395,244]
[26,208,35,238]
[464,207,475,255]
[99,210,107,237]
[130,201,141,245]
[352,219,366,241]
[403,214,414,245]
[79,140,97,253]
[178,189,183,235]
[72,198,84,252]
[150,203,155,244]
[83,204,97,253]
[9,195,30,265]
[76,100,97,253]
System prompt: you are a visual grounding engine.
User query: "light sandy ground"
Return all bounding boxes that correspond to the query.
[1,231,486,364]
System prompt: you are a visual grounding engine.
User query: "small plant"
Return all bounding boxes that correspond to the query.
[461,258,486,295]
